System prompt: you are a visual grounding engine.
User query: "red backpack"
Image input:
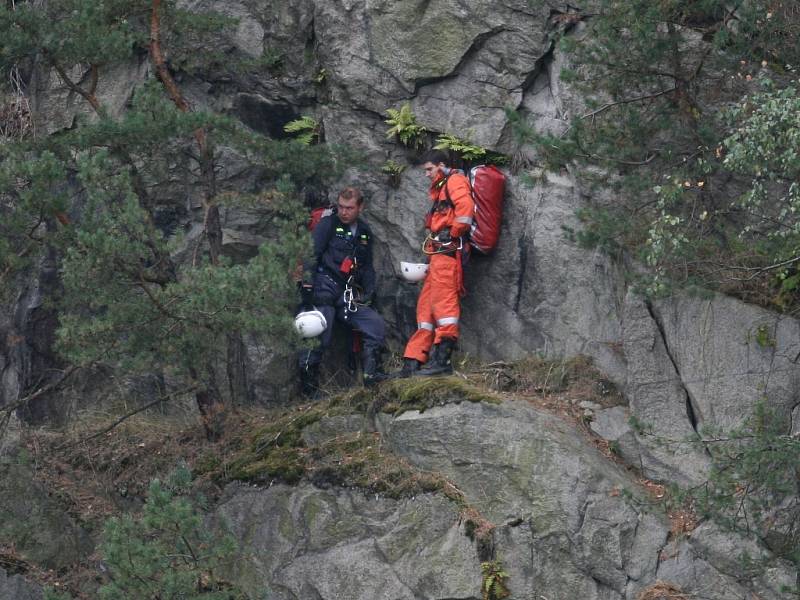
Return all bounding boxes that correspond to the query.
[296,205,334,280]
[467,165,505,254]
[308,205,334,231]
[443,165,506,254]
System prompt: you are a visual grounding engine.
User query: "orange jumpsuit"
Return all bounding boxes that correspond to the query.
[403,171,474,363]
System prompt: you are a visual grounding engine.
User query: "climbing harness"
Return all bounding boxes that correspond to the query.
[422,232,463,255]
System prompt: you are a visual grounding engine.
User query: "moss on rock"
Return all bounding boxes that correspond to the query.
[208,397,451,498]
[376,376,500,414]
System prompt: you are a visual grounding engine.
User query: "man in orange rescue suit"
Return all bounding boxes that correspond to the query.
[396,149,474,377]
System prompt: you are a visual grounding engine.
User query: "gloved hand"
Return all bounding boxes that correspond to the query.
[298,282,314,310]
[435,230,453,245]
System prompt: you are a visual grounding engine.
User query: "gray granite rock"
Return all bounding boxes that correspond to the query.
[622,293,712,485]
[590,406,630,440]
[650,293,800,435]
[214,483,480,600]
[376,400,671,600]
[0,569,43,600]
[212,397,794,600]
[301,414,369,446]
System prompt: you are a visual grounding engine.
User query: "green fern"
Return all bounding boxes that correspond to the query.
[434,133,487,161]
[385,103,426,148]
[284,116,320,145]
[481,560,510,600]
[381,159,406,188]
[313,68,327,84]
[381,159,406,176]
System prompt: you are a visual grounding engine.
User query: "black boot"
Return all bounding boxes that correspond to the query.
[300,363,321,398]
[362,348,388,387]
[415,338,456,376]
[389,357,422,379]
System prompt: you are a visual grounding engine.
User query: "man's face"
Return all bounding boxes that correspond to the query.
[337,196,362,224]
[422,161,444,183]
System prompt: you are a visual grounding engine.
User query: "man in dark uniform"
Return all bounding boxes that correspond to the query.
[298,187,386,396]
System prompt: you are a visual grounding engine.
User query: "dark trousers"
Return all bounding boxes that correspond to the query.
[298,272,385,369]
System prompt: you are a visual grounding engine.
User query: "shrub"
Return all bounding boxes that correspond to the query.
[99,467,246,600]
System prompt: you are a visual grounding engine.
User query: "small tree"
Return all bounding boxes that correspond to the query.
[0,0,345,437]
[100,467,247,599]
[676,402,800,595]
[522,0,800,311]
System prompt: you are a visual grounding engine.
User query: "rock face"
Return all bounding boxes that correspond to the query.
[649,294,800,435]
[620,293,712,485]
[216,399,796,600]
[3,0,800,597]
[9,0,795,443]
[216,483,480,600]
[305,1,628,381]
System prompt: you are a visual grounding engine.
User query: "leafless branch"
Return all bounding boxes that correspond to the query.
[692,255,800,282]
[54,385,198,451]
[0,365,81,440]
[581,87,678,121]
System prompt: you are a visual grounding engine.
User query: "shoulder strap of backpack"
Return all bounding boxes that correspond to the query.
[444,173,474,245]
[430,176,454,217]
[443,177,452,206]
[326,211,338,247]
[443,170,473,207]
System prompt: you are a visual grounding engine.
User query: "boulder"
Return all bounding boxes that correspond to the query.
[214,483,480,600]
[214,396,794,600]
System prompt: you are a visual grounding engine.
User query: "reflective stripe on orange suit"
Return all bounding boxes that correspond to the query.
[404,171,474,363]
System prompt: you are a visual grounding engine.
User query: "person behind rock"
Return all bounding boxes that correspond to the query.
[298,187,387,396]
[395,150,475,377]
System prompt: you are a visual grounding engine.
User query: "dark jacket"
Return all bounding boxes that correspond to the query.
[308,214,376,299]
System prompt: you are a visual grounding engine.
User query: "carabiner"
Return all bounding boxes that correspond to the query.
[343,278,358,314]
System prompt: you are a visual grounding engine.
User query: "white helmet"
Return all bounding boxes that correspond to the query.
[294,309,327,338]
[400,261,429,282]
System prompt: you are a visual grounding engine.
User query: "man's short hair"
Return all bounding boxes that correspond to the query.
[339,186,364,205]
[419,149,450,166]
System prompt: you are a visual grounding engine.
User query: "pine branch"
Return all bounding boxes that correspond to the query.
[88,64,99,97]
[44,51,102,113]
[149,0,220,265]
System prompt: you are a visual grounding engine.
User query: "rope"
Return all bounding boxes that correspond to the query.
[422,232,463,255]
